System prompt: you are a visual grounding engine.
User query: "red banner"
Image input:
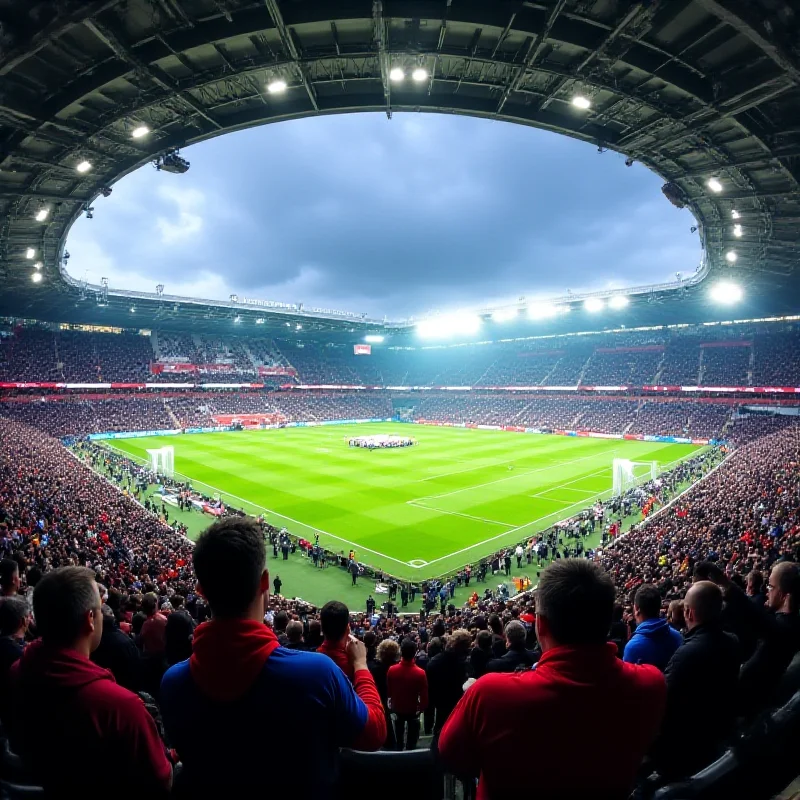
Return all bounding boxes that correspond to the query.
[354,344,372,355]
[211,413,285,428]
[257,366,297,376]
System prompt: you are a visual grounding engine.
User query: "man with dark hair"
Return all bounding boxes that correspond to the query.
[485,621,539,673]
[285,620,306,650]
[318,599,353,678]
[469,630,493,679]
[160,517,385,796]
[0,597,29,722]
[747,570,766,607]
[426,629,471,736]
[623,584,682,670]
[91,604,141,691]
[439,560,665,800]
[388,638,428,750]
[0,559,19,598]
[140,592,167,657]
[651,581,739,780]
[8,567,172,795]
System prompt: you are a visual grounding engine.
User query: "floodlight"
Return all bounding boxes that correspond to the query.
[417,313,481,339]
[31,272,42,283]
[733,224,743,238]
[725,250,738,263]
[33,261,43,271]
[132,125,150,139]
[527,303,559,320]
[365,335,384,343]
[707,178,723,193]
[130,306,136,313]
[268,79,288,94]
[25,248,35,259]
[492,309,518,323]
[731,209,740,220]
[608,295,629,310]
[411,67,428,83]
[296,324,303,330]
[255,318,265,324]
[76,160,92,173]
[710,281,743,305]
[389,67,405,82]
[35,208,49,222]
[584,297,605,312]
[234,315,241,323]
[572,95,591,109]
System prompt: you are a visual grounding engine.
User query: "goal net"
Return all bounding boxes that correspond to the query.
[146,445,175,479]
[612,458,658,497]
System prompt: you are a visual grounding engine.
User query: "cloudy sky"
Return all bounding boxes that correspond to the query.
[66,112,701,320]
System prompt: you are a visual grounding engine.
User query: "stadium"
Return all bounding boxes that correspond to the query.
[1,1,800,798]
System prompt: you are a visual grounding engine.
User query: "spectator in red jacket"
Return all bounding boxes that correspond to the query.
[8,567,172,796]
[388,637,429,750]
[439,560,666,800]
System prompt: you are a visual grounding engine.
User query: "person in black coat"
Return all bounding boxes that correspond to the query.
[485,622,540,673]
[650,581,740,780]
[91,606,141,692]
[0,597,29,724]
[426,629,471,736]
[469,631,493,679]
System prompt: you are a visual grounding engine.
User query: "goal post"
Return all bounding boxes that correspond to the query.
[612,458,658,497]
[146,445,175,479]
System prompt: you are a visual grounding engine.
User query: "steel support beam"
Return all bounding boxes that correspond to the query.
[372,1,392,119]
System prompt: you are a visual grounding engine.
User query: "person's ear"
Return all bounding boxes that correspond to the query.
[260,570,270,594]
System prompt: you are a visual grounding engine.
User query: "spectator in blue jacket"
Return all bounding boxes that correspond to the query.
[623,584,682,671]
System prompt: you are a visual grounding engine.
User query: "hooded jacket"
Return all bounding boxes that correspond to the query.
[9,640,171,796]
[623,617,683,671]
[160,618,385,797]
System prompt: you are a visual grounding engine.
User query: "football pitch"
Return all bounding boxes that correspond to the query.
[108,424,703,580]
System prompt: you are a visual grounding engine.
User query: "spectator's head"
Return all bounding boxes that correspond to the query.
[25,566,42,590]
[428,637,444,659]
[767,562,800,614]
[535,560,614,650]
[32,567,103,653]
[488,614,503,636]
[0,559,20,597]
[746,570,764,597]
[377,638,400,665]
[474,630,492,652]
[273,610,289,634]
[633,584,662,622]
[683,581,723,631]
[504,620,526,648]
[286,620,303,645]
[0,596,30,638]
[320,601,350,644]
[141,592,159,617]
[667,599,686,631]
[400,637,416,661]
[445,629,472,655]
[193,517,268,619]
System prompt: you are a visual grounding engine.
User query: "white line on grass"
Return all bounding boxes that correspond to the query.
[406,501,516,528]
[410,456,520,483]
[527,466,610,499]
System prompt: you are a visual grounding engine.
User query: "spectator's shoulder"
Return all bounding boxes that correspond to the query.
[621,661,666,694]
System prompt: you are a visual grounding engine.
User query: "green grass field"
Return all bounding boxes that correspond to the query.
[107,423,702,581]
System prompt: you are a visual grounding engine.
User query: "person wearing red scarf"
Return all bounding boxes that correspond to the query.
[160,517,385,797]
[439,560,665,800]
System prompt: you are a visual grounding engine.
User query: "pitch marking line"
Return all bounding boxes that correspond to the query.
[406,501,516,528]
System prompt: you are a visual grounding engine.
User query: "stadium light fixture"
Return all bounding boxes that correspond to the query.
[417,313,481,339]
[527,303,561,320]
[25,248,35,259]
[572,95,591,110]
[492,309,518,323]
[389,67,405,82]
[733,224,743,238]
[725,250,738,263]
[35,208,49,222]
[365,335,384,343]
[130,306,136,313]
[731,209,740,220]
[296,324,303,330]
[255,318,265,324]
[608,295,629,310]
[76,160,92,173]
[31,272,42,283]
[234,315,241,323]
[411,67,428,83]
[710,281,743,305]
[132,125,150,139]
[268,79,288,94]
[707,178,723,193]
[33,261,43,271]
[584,297,605,312]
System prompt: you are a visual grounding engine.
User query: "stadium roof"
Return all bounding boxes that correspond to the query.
[0,0,799,336]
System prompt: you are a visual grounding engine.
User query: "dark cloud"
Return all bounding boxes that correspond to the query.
[66,112,701,318]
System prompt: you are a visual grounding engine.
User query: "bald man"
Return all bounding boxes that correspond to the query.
[650,581,739,780]
[698,560,800,716]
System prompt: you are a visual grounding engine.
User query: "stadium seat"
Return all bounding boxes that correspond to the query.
[0,781,45,799]
[337,748,441,800]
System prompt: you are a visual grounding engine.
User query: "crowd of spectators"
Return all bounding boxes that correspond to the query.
[701,344,751,386]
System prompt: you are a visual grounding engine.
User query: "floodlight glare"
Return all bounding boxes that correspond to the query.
[608,295,630,310]
[31,272,42,283]
[492,309,518,323]
[234,315,241,323]
[725,250,738,263]
[33,261,43,271]
[268,79,288,94]
[132,125,150,139]
[584,297,605,312]
[731,209,740,220]
[130,306,136,313]
[527,303,560,320]
[572,95,591,110]
[296,324,303,330]
[417,313,481,339]
[76,160,92,173]
[365,335,385,343]
[35,208,49,222]
[255,318,265,324]
[25,248,35,259]
[411,67,428,83]
[389,67,405,82]
[710,281,743,305]
[707,178,723,193]
[733,224,743,238]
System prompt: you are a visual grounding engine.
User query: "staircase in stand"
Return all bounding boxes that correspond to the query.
[652,351,667,384]
[747,344,755,386]
[576,353,594,386]
[164,400,181,428]
[697,347,705,384]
